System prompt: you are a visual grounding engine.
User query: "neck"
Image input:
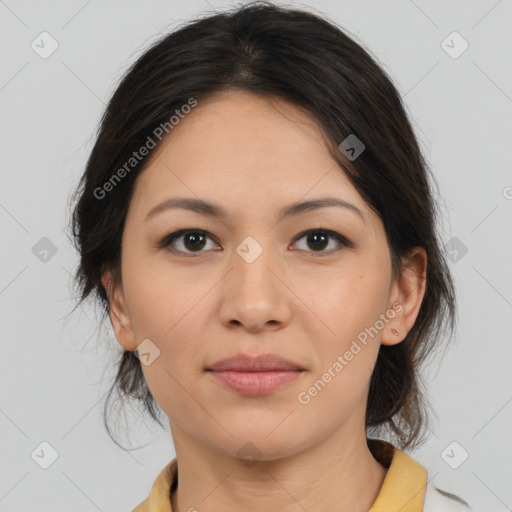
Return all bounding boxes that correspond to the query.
[169,423,388,512]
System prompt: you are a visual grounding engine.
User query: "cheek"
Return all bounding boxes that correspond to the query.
[300,265,388,393]
[122,246,201,338]
[301,264,388,338]
[131,274,211,416]
[121,252,211,399]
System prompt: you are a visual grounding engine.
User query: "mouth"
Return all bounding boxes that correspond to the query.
[205,352,306,395]
[206,369,304,396]
[206,353,305,372]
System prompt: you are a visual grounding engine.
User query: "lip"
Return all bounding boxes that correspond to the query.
[206,353,305,372]
[208,370,303,395]
[206,353,305,396]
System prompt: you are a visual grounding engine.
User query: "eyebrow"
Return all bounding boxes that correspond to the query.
[144,196,366,224]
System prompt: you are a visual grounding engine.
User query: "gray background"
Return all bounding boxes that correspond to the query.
[1,0,511,510]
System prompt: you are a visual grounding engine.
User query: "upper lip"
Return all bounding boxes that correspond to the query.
[206,353,305,372]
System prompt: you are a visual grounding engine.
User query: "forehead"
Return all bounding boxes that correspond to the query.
[129,90,369,223]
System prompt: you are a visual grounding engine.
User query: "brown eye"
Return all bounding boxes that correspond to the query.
[306,232,329,251]
[292,229,352,255]
[159,229,219,254]
[159,228,352,257]
[182,232,207,251]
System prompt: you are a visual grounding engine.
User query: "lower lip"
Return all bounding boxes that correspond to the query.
[207,370,303,396]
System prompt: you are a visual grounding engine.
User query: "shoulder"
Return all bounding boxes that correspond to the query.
[423,480,472,511]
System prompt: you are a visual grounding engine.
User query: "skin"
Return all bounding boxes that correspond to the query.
[102,90,427,512]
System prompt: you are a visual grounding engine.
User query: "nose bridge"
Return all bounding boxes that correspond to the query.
[233,234,279,295]
[219,233,289,329]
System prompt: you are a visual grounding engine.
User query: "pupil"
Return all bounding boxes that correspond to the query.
[185,233,206,251]
[309,232,327,251]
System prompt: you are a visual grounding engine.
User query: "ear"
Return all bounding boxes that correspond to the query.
[381,247,427,346]
[101,271,138,352]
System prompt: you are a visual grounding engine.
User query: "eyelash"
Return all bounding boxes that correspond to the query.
[158,228,353,257]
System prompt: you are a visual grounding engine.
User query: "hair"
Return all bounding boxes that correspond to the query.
[67,0,456,451]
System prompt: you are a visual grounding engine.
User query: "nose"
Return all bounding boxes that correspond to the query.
[217,242,291,332]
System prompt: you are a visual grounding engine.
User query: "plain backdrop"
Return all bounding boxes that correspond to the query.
[1,0,511,510]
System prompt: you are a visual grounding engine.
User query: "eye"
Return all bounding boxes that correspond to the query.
[158,228,352,256]
[159,229,220,255]
[291,229,352,255]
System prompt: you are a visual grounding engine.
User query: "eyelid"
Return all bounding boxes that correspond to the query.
[158,228,220,253]
[159,228,353,255]
[291,229,354,251]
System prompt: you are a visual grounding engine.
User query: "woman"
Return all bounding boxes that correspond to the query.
[69,2,471,510]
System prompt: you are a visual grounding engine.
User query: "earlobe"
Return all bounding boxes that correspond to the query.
[381,247,427,346]
[101,271,138,352]
[101,272,112,300]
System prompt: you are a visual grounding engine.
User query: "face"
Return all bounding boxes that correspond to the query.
[103,90,426,461]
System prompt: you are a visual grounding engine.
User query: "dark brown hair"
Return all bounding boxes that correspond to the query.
[67,0,456,451]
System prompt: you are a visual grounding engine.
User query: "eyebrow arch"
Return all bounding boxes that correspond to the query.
[144,196,366,224]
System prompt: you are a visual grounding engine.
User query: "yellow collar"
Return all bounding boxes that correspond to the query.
[133,440,427,512]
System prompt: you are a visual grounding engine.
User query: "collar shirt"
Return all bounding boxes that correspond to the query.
[132,439,471,511]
